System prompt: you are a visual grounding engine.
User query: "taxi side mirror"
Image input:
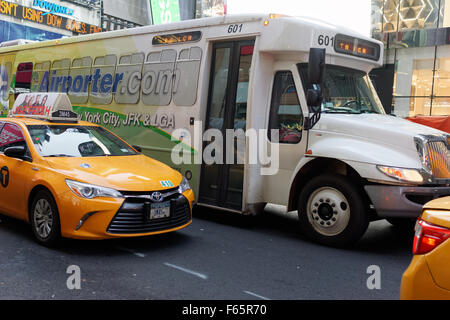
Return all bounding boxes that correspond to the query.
[4,146,31,162]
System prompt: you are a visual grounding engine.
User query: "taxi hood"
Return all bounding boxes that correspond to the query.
[45,154,182,192]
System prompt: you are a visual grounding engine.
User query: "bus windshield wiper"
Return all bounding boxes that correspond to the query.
[323,110,362,114]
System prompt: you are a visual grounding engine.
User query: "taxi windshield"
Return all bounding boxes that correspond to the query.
[298,64,385,115]
[27,125,138,157]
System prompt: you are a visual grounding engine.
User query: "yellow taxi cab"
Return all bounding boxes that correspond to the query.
[401,196,450,299]
[0,93,194,246]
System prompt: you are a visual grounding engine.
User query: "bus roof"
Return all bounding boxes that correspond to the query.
[0,14,383,69]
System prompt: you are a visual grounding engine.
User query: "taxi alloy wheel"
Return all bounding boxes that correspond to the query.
[30,190,61,246]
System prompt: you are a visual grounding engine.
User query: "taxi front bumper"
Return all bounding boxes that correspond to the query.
[57,189,194,239]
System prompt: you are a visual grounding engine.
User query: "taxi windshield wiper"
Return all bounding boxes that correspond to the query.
[45,154,76,158]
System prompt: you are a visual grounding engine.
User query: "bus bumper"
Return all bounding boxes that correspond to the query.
[364,185,450,218]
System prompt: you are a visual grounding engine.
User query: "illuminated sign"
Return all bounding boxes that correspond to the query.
[33,0,74,17]
[152,31,202,45]
[334,34,380,61]
[11,93,78,122]
[151,0,180,25]
[0,0,102,35]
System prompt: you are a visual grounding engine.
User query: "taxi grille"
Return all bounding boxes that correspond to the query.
[107,193,191,234]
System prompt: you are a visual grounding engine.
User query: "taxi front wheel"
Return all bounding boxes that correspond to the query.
[30,190,61,246]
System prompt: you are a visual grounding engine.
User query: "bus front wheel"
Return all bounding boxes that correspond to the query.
[297,174,369,247]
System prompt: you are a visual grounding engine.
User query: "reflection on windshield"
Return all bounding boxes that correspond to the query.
[298,64,385,115]
[27,125,138,158]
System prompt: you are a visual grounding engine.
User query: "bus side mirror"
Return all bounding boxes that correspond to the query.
[308,48,325,85]
[305,48,326,130]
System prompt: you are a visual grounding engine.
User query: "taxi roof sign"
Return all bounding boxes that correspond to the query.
[11,93,78,122]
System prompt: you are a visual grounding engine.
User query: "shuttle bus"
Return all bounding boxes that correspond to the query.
[1,14,450,246]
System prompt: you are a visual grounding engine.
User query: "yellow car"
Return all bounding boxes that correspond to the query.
[0,93,194,246]
[401,197,450,299]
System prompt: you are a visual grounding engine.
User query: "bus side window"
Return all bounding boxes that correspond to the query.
[69,57,92,104]
[268,71,303,144]
[31,61,50,93]
[1,62,12,114]
[90,54,117,105]
[50,59,70,93]
[141,50,176,106]
[173,47,202,107]
[15,62,33,97]
[115,52,144,105]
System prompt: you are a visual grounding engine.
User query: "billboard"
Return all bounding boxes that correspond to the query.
[150,0,181,25]
[103,0,151,25]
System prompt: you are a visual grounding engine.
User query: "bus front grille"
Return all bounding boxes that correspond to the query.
[427,141,450,179]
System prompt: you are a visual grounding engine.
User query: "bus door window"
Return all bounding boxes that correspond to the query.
[268,71,304,144]
[208,47,231,131]
[15,62,33,97]
[226,44,254,205]
[234,45,253,130]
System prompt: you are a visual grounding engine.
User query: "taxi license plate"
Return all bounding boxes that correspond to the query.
[149,202,170,219]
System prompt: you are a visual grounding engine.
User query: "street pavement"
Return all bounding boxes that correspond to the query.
[0,204,413,300]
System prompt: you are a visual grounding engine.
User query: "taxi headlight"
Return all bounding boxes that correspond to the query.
[377,166,424,184]
[178,177,191,194]
[66,179,123,199]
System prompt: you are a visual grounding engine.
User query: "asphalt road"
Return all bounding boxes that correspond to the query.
[0,204,413,300]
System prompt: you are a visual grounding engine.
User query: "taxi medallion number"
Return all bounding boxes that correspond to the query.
[149,201,171,220]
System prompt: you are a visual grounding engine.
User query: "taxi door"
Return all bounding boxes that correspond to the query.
[0,122,34,220]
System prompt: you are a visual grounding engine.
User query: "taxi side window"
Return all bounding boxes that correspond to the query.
[0,123,27,153]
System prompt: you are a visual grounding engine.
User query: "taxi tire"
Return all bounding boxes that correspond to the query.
[297,174,369,247]
[30,190,61,247]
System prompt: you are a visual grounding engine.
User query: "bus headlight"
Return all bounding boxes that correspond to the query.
[178,177,191,194]
[66,179,123,199]
[377,166,424,184]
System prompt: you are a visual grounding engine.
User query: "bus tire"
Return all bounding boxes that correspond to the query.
[386,217,416,232]
[30,190,61,247]
[297,174,369,247]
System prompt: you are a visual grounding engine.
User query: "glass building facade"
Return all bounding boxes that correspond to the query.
[371,0,450,117]
[0,20,64,43]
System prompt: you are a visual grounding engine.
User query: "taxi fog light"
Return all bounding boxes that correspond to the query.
[66,179,123,199]
[377,166,424,184]
[178,177,191,194]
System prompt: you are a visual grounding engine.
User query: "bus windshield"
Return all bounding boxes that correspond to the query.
[298,64,385,115]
